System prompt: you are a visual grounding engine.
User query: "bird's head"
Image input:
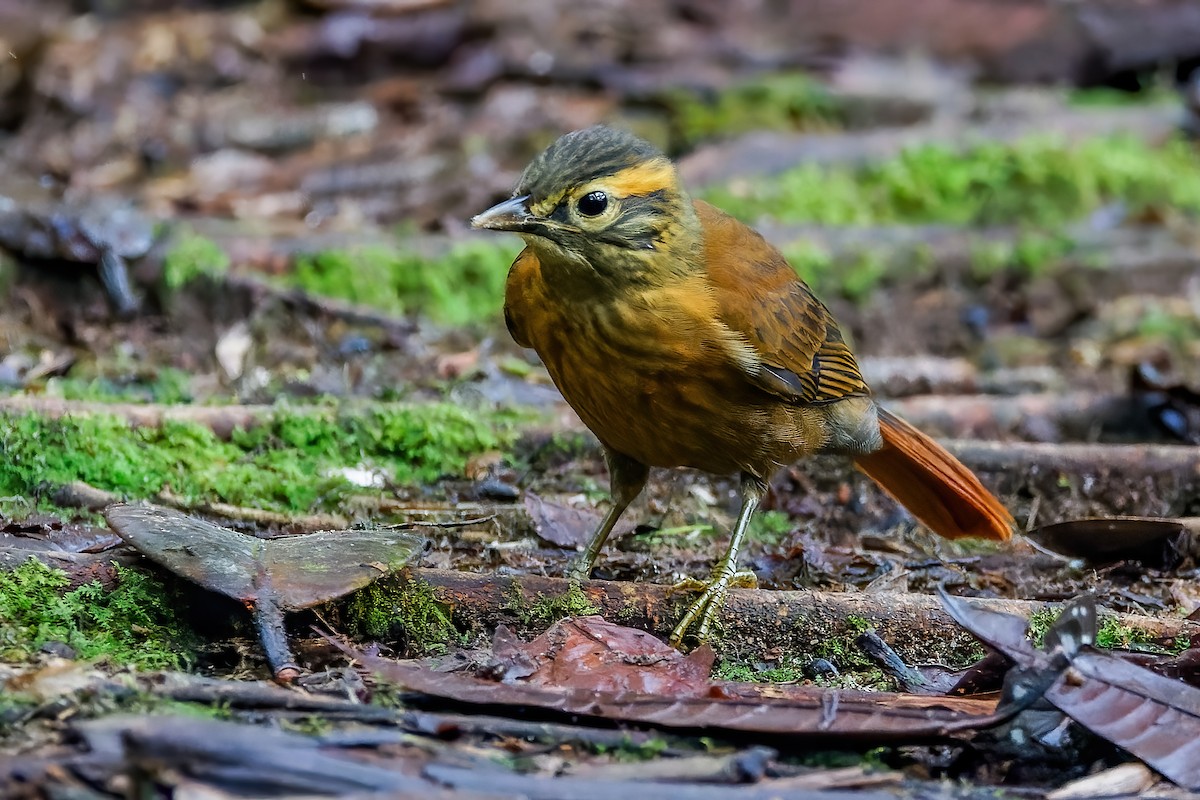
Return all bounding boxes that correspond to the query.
[471,126,701,282]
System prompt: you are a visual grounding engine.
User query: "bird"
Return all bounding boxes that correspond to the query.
[472,125,1014,647]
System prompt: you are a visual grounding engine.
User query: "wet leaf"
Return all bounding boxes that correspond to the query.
[493,616,714,696]
[522,492,635,549]
[105,503,425,679]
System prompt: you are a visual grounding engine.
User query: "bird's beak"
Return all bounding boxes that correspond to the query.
[470,195,534,232]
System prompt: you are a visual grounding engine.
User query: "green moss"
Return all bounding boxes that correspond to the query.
[1067,85,1175,108]
[0,559,194,668]
[342,577,456,655]
[706,135,1200,228]
[594,737,670,762]
[522,580,601,627]
[713,658,808,683]
[42,368,195,404]
[292,240,518,326]
[667,72,842,149]
[0,404,519,515]
[162,232,230,291]
[1027,608,1176,652]
[1094,615,1159,650]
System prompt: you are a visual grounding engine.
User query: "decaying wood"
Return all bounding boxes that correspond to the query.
[400,568,1198,661]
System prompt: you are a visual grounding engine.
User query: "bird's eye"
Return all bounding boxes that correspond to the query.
[577,191,608,217]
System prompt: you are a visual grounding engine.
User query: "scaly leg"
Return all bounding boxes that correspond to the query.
[669,474,766,647]
[566,449,649,581]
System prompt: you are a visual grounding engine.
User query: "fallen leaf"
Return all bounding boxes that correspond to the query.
[939,588,1200,790]
[331,619,997,743]
[105,503,424,678]
[1028,516,1190,568]
[496,616,713,696]
[523,492,636,549]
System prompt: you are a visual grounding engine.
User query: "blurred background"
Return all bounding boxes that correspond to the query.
[1,0,1200,532]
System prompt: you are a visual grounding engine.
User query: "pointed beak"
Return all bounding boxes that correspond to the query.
[471,195,534,232]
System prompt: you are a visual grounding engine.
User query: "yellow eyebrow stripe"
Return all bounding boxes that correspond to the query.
[598,160,676,198]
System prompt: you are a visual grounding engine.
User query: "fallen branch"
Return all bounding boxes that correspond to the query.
[49,481,351,531]
[401,568,1198,662]
[0,397,277,439]
[944,440,1200,478]
[888,392,1145,441]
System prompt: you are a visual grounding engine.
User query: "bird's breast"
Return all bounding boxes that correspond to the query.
[504,254,826,474]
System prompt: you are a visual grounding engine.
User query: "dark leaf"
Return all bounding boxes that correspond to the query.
[938,587,1200,789]
[522,492,635,549]
[1028,516,1189,567]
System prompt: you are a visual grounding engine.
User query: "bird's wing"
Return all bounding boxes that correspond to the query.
[696,200,869,404]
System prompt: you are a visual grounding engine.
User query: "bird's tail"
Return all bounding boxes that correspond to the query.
[853,407,1013,541]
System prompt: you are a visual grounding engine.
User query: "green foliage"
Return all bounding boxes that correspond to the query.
[292,240,517,326]
[1067,85,1175,108]
[1133,305,1200,345]
[969,233,1075,280]
[668,72,841,148]
[706,135,1200,228]
[342,577,456,655]
[0,559,193,668]
[747,510,794,544]
[1026,607,1174,652]
[162,233,230,290]
[0,404,518,514]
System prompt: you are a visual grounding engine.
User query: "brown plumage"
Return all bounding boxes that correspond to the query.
[473,126,1013,646]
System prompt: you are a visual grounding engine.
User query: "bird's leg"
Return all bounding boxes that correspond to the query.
[566,450,648,581]
[669,474,765,648]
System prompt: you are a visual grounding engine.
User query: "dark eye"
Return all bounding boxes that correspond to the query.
[577,191,608,217]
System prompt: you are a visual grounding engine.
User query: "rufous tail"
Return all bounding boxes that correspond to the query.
[853,407,1013,541]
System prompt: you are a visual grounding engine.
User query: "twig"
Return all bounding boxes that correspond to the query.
[155,487,350,531]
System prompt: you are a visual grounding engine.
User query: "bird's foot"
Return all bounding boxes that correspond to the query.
[668,569,757,648]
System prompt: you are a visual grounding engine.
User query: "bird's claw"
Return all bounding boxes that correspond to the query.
[668,569,757,648]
